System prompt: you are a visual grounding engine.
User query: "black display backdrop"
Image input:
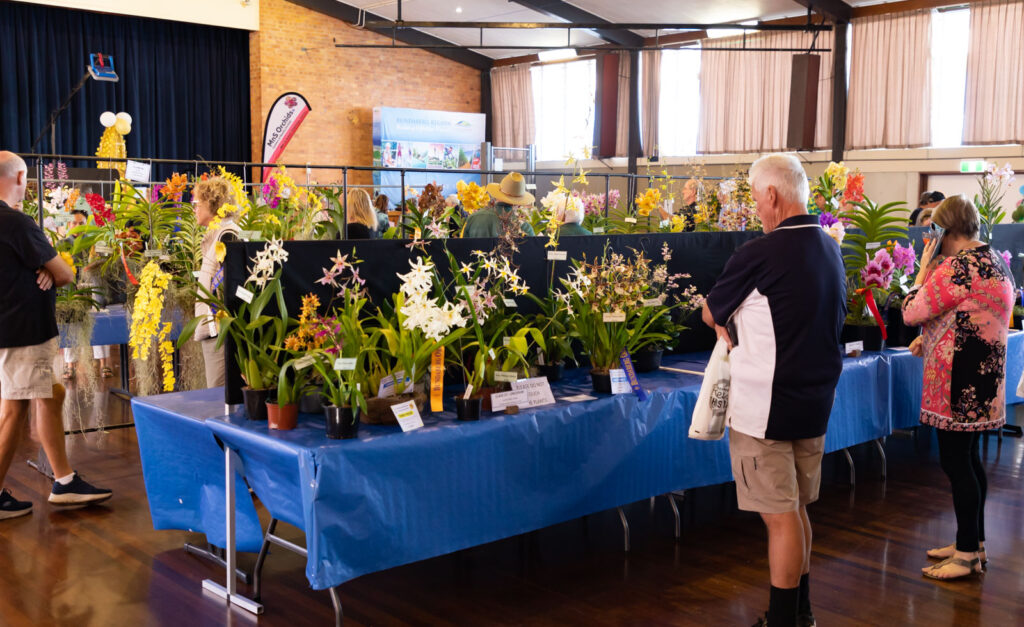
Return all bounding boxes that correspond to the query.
[220,224,1024,404]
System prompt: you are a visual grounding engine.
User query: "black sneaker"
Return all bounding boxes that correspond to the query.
[0,489,32,519]
[798,611,816,627]
[48,472,112,505]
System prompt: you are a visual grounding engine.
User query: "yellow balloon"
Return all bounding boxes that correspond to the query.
[114,118,131,135]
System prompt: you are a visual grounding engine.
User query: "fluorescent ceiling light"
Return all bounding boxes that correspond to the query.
[537,48,577,62]
[706,20,757,39]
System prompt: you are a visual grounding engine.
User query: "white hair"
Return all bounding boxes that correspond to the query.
[748,153,809,208]
[0,151,27,180]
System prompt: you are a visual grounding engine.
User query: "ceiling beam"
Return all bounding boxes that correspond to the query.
[507,0,645,47]
[790,0,852,22]
[285,0,491,71]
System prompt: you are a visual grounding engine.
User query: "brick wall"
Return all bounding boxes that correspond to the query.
[250,0,483,184]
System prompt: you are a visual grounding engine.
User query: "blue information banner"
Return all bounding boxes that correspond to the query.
[372,107,485,206]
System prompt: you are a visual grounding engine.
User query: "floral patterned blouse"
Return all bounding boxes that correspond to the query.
[902,245,1014,431]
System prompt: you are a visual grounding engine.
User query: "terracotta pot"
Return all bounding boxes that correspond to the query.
[325,405,360,439]
[267,402,298,430]
[242,387,271,421]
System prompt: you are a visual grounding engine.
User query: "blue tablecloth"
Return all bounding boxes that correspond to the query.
[131,387,264,552]
[60,304,185,348]
[887,331,1024,430]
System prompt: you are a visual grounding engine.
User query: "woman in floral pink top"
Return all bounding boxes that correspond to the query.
[902,195,1014,582]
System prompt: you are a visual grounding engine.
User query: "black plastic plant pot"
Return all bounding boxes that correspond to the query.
[538,362,565,383]
[590,370,612,394]
[454,396,482,421]
[325,405,360,439]
[242,387,270,421]
[632,348,664,373]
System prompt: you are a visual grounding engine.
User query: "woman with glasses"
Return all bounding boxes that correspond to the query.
[903,194,1015,581]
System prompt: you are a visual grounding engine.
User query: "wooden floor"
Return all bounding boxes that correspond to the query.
[2,377,1024,626]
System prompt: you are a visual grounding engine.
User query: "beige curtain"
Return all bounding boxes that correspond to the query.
[641,50,661,156]
[847,11,932,149]
[490,64,536,148]
[699,30,834,153]
[615,51,631,157]
[964,0,1024,144]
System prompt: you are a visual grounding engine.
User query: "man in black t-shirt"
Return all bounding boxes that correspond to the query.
[0,151,111,520]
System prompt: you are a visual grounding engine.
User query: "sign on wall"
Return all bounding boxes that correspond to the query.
[372,107,486,207]
[262,92,311,182]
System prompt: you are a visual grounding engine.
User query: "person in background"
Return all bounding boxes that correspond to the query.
[555,198,590,237]
[372,193,391,232]
[192,176,240,388]
[701,153,846,627]
[345,189,377,240]
[675,178,699,231]
[903,195,1014,581]
[916,208,934,227]
[462,172,535,238]
[909,190,945,226]
[0,150,112,518]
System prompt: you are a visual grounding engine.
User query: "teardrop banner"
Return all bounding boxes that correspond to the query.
[261,92,311,182]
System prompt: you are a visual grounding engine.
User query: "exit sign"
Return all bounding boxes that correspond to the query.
[960,160,988,173]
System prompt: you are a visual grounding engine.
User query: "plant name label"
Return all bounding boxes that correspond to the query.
[624,217,638,224]
[378,371,414,398]
[643,297,663,307]
[546,250,567,261]
[866,242,882,250]
[192,271,202,278]
[124,160,151,183]
[143,249,163,258]
[293,355,316,369]
[489,389,529,413]
[561,394,597,402]
[503,298,517,308]
[333,357,356,371]
[94,244,113,255]
[502,336,511,347]
[610,369,632,394]
[510,376,556,408]
[603,312,626,323]
[390,400,424,432]
[494,370,519,383]
[845,341,864,354]
[239,230,261,241]
[235,286,254,303]
[593,227,605,234]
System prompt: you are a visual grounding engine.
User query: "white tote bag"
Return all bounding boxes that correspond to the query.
[689,338,731,441]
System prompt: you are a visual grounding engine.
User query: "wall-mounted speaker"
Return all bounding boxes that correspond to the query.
[787,54,820,151]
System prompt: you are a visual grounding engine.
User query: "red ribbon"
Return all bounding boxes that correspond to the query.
[120,249,139,286]
[856,288,888,341]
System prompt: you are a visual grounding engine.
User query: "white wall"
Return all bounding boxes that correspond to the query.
[9,0,260,30]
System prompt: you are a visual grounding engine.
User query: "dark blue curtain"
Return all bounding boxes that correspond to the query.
[0,1,251,173]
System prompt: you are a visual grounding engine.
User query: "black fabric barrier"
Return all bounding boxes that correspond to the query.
[220,224,1024,404]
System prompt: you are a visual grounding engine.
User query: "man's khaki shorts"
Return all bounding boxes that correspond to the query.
[729,429,826,514]
[0,337,59,400]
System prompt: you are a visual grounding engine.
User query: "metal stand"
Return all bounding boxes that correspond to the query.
[667,491,684,539]
[253,517,343,626]
[27,446,54,480]
[842,448,855,486]
[201,446,263,616]
[873,438,887,479]
[616,507,630,552]
[184,542,252,584]
[109,344,132,400]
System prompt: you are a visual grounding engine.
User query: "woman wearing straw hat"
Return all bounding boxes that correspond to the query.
[462,172,536,238]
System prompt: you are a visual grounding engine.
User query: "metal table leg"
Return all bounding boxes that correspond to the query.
[184,542,251,585]
[873,438,887,479]
[201,446,263,615]
[667,491,683,539]
[616,506,630,552]
[842,448,855,486]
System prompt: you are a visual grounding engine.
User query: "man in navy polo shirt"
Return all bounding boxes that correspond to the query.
[702,154,846,627]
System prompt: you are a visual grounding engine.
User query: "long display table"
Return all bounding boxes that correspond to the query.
[132,351,893,592]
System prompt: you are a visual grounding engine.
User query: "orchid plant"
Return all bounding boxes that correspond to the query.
[975,162,1015,243]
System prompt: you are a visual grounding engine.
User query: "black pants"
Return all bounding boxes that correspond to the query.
[935,430,987,552]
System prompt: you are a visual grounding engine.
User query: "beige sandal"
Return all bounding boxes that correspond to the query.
[928,543,987,565]
[922,555,982,580]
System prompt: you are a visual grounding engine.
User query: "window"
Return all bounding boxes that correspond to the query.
[531,59,596,161]
[930,7,970,147]
[656,49,701,156]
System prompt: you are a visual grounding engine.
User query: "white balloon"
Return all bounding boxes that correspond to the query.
[99,111,116,127]
[116,112,133,125]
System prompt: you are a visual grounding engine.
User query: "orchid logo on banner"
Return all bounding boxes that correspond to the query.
[262,92,311,181]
